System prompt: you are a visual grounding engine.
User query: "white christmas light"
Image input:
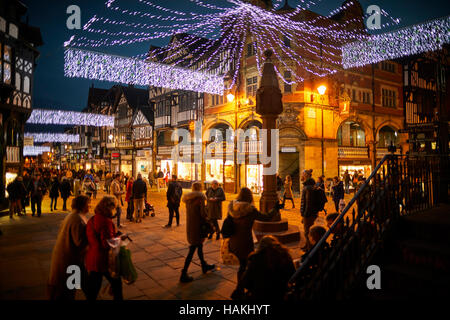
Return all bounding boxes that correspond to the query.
[64,47,225,95]
[342,16,450,69]
[27,109,115,127]
[25,133,80,143]
[23,146,51,157]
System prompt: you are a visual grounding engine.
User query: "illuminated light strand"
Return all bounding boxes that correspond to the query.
[342,15,450,69]
[137,0,188,16]
[25,133,80,143]
[23,146,51,157]
[64,48,224,95]
[27,108,115,127]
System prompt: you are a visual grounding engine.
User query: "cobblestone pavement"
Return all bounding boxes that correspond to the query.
[0,186,353,300]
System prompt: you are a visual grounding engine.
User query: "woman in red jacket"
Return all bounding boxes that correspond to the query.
[85,195,124,300]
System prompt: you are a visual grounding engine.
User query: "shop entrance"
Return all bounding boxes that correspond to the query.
[279,152,300,193]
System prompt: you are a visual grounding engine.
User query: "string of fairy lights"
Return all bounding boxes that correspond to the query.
[62,0,411,93]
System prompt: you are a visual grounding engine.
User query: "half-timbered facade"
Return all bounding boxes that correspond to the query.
[0,0,42,208]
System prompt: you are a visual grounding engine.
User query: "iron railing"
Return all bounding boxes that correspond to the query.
[289,153,448,299]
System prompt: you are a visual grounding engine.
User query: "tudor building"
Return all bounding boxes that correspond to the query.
[0,0,42,208]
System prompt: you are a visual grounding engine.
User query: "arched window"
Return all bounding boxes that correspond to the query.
[338,121,366,147]
[15,72,21,91]
[378,126,399,147]
[208,123,233,143]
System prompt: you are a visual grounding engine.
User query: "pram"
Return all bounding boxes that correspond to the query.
[144,201,155,217]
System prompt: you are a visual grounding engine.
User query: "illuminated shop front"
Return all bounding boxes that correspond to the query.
[160,159,173,179]
[120,161,132,176]
[5,172,18,198]
[339,164,372,180]
[246,164,263,194]
[177,161,199,182]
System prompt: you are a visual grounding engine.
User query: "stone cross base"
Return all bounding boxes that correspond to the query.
[253,219,301,244]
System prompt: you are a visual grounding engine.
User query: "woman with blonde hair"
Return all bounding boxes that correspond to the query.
[180,182,215,282]
[282,175,295,209]
[85,196,125,300]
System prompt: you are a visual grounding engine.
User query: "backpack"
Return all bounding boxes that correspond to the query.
[312,186,328,213]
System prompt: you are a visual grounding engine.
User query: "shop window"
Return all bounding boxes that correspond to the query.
[247,42,257,57]
[378,126,399,147]
[338,121,366,147]
[381,61,396,73]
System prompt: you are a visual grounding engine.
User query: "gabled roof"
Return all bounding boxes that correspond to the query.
[131,107,154,127]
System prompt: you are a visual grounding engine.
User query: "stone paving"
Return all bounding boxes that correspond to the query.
[0,186,352,300]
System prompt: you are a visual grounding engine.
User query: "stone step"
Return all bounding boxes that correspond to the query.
[253,219,289,233]
[254,225,301,244]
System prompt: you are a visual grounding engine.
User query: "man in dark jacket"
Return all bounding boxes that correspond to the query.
[59,177,72,211]
[7,178,20,218]
[164,175,182,227]
[28,173,47,217]
[132,173,147,223]
[331,177,345,212]
[300,169,317,251]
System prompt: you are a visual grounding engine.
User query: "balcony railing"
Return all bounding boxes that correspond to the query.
[206,141,234,155]
[338,146,369,159]
[155,116,170,128]
[376,147,401,158]
[6,146,20,163]
[241,141,262,154]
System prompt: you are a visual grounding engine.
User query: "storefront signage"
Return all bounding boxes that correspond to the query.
[111,152,120,158]
[281,147,297,153]
[24,136,34,147]
[307,108,316,119]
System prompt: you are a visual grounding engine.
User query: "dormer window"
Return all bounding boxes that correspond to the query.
[8,23,18,39]
[0,17,6,33]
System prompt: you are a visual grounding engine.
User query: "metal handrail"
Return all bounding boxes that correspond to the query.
[289,154,391,283]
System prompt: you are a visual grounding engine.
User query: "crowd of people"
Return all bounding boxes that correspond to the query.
[5,165,360,301]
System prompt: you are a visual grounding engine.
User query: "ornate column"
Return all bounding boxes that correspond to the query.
[256,50,283,216]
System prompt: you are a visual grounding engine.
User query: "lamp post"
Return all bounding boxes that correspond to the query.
[318,85,327,176]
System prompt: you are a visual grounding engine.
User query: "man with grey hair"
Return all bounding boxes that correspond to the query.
[132,173,147,223]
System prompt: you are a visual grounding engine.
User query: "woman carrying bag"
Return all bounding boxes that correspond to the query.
[205,180,226,240]
[179,182,215,283]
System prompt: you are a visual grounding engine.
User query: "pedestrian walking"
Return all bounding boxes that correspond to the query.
[48,195,90,300]
[28,173,47,217]
[343,170,350,194]
[93,174,100,199]
[205,180,226,240]
[300,169,317,251]
[227,187,280,300]
[7,177,24,218]
[105,172,112,194]
[82,177,96,199]
[85,196,125,301]
[125,176,134,222]
[164,175,182,228]
[59,177,72,211]
[132,173,147,223]
[110,174,125,228]
[331,176,345,212]
[49,176,60,212]
[276,173,283,201]
[179,182,216,282]
[73,175,81,197]
[282,175,295,209]
[239,235,295,300]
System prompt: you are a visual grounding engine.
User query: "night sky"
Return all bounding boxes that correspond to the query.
[20,0,450,119]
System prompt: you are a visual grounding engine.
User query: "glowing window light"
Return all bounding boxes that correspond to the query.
[342,16,450,69]
[27,109,115,127]
[24,133,80,143]
[64,48,224,95]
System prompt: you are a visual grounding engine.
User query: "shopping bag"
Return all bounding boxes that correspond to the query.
[118,246,138,284]
[220,238,240,265]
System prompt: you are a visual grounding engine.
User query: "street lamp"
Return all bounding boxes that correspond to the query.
[317,85,327,96]
[109,134,114,140]
[227,93,235,103]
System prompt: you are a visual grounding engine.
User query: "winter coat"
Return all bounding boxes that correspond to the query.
[59,180,72,199]
[228,200,276,261]
[283,180,293,198]
[48,212,87,293]
[82,179,95,195]
[50,179,60,198]
[28,179,47,199]
[205,187,225,220]
[85,207,116,273]
[6,180,21,201]
[125,180,133,202]
[240,246,296,300]
[300,178,317,218]
[110,179,123,204]
[132,178,147,200]
[167,181,182,209]
[332,181,345,203]
[182,191,208,246]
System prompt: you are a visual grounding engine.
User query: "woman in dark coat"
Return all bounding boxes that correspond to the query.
[228,187,279,299]
[49,177,60,211]
[48,195,90,300]
[331,176,345,212]
[240,235,295,300]
[59,177,72,211]
[85,196,124,300]
[205,180,226,240]
[180,182,215,283]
